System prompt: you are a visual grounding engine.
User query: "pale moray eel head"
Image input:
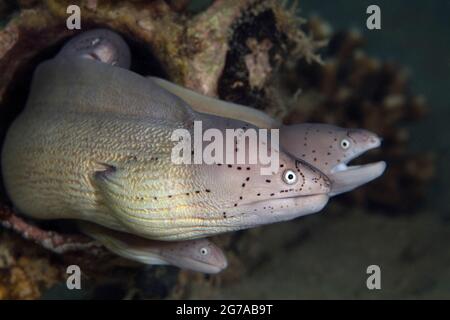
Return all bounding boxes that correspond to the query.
[79,222,227,273]
[192,127,332,232]
[280,123,386,196]
[58,29,131,68]
[159,239,228,274]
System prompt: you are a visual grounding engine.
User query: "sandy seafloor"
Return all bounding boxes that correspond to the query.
[188,0,450,299]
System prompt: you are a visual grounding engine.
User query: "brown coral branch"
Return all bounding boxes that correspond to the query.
[0,206,101,254]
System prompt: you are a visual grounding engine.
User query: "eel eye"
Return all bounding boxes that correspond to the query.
[200,247,209,256]
[340,139,351,149]
[283,169,297,185]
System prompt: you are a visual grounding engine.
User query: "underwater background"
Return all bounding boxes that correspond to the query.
[0,0,449,299]
[202,0,450,299]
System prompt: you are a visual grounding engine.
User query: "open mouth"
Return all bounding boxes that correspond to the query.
[328,137,386,196]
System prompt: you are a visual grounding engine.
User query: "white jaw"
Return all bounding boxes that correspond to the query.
[328,161,386,196]
[330,163,349,174]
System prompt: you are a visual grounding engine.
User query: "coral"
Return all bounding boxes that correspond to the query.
[0,206,102,254]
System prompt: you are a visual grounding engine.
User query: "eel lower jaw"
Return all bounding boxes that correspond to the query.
[328,161,387,196]
[239,194,330,225]
[329,133,383,176]
[165,257,228,274]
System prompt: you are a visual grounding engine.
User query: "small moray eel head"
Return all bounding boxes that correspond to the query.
[58,28,131,68]
[280,123,386,196]
[79,222,228,273]
[160,239,228,274]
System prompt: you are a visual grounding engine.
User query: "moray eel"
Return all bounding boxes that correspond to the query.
[279,124,385,196]
[150,80,386,196]
[79,222,227,274]
[1,29,331,242]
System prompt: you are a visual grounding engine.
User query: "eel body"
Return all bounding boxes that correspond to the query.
[2,56,330,241]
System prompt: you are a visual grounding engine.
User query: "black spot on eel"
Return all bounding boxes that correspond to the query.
[78,221,227,274]
[151,70,386,197]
